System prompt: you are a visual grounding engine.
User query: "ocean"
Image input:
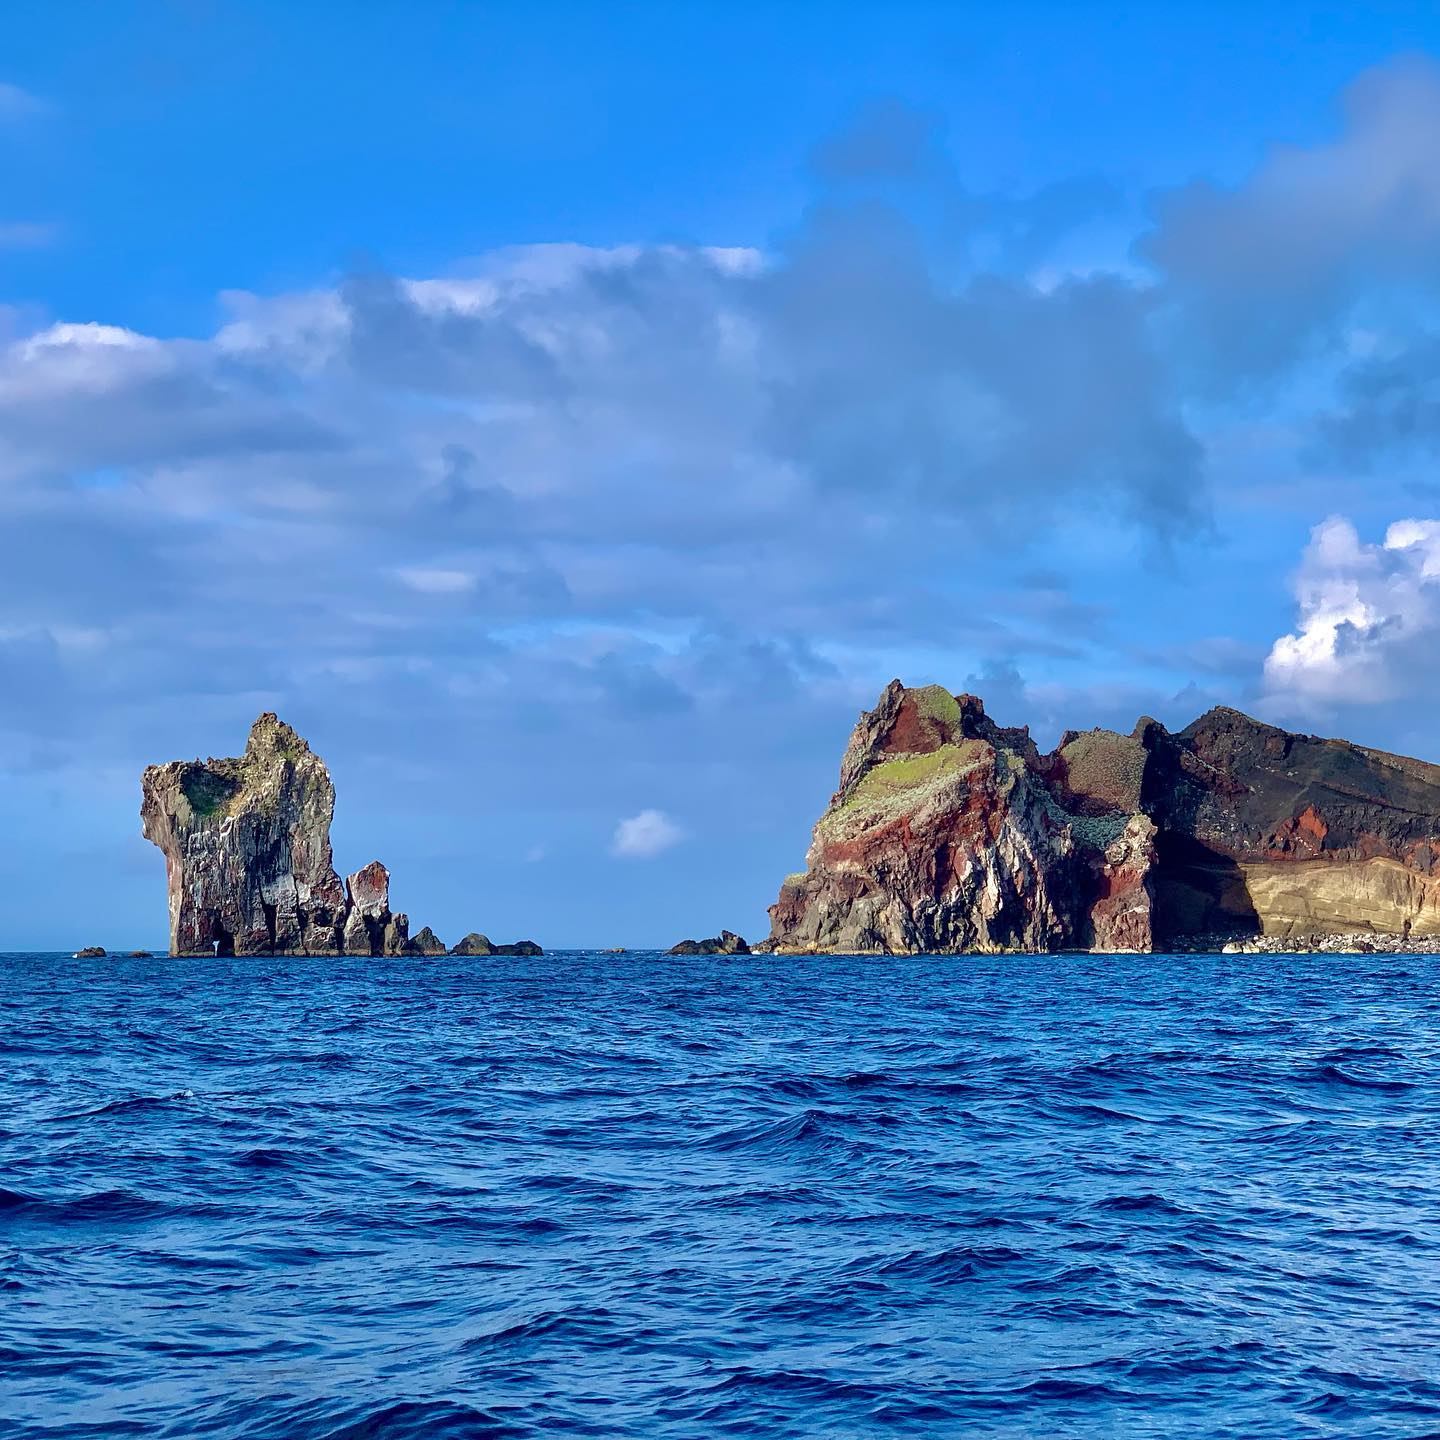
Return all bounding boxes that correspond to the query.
[2,949,1439,1439]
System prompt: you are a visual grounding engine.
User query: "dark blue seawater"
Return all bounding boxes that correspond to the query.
[4,951,1440,1439]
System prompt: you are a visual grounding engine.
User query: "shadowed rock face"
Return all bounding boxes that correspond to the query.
[768,682,1440,953]
[666,930,750,956]
[142,715,496,958]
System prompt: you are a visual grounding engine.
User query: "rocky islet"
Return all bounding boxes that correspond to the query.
[141,714,542,958]
[766,680,1440,954]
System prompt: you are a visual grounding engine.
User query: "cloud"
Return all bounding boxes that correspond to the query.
[0,82,47,121]
[0,222,58,249]
[1263,516,1440,705]
[393,566,477,595]
[1143,55,1440,382]
[610,809,685,859]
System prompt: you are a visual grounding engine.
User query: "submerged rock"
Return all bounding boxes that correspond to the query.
[768,681,1440,954]
[141,715,463,958]
[666,930,750,956]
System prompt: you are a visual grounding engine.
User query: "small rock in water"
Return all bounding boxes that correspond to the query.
[450,932,494,956]
[128,950,154,959]
[74,946,107,959]
[450,933,543,956]
[666,930,749,956]
[406,926,447,956]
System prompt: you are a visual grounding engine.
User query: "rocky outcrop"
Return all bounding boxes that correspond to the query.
[141,714,515,958]
[450,932,544,956]
[768,682,1440,953]
[667,931,750,956]
[451,932,493,956]
[408,926,447,956]
[75,947,106,959]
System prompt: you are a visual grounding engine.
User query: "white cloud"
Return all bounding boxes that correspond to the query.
[0,221,57,249]
[610,808,685,859]
[0,82,47,122]
[393,566,477,595]
[1264,515,1440,704]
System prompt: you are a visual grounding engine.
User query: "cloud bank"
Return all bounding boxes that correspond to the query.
[9,58,1440,942]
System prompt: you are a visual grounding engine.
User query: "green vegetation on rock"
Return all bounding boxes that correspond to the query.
[912,684,963,731]
[180,767,239,819]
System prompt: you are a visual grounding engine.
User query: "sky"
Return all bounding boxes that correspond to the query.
[9,2,1440,948]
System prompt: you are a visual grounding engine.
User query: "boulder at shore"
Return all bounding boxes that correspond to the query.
[768,680,1440,954]
[667,930,750,956]
[141,715,514,958]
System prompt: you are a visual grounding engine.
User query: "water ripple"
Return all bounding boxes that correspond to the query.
[3,947,1440,1438]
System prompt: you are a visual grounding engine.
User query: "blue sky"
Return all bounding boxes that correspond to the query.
[8,2,1440,948]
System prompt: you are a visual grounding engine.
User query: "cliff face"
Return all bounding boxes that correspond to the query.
[142,715,421,957]
[768,682,1440,953]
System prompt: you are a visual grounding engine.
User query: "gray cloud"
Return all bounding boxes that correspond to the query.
[1143,55,1440,384]
[18,71,1440,940]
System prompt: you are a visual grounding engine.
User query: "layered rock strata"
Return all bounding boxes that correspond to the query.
[767,681,1440,954]
[141,714,528,958]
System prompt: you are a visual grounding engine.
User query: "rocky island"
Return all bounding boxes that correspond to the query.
[766,681,1440,954]
[141,714,541,958]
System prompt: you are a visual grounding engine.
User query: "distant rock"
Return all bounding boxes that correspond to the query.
[128,951,154,959]
[449,932,542,956]
[407,926,447,956]
[382,913,411,957]
[666,930,750,956]
[768,679,1440,954]
[141,715,452,958]
[74,946,106,959]
[450,932,494,956]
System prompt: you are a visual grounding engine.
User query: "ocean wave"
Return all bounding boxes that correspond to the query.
[5,947,1440,1439]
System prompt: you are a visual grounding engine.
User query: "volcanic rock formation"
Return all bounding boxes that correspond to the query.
[666,931,751,956]
[450,933,544,956]
[767,681,1440,954]
[141,714,531,957]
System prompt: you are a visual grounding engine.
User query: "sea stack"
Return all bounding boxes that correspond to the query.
[142,714,448,957]
[767,681,1440,954]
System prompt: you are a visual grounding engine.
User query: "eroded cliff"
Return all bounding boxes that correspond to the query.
[141,714,538,958]
[767,682,1440,953]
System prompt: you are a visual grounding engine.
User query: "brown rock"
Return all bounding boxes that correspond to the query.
[768,682,1440,953]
